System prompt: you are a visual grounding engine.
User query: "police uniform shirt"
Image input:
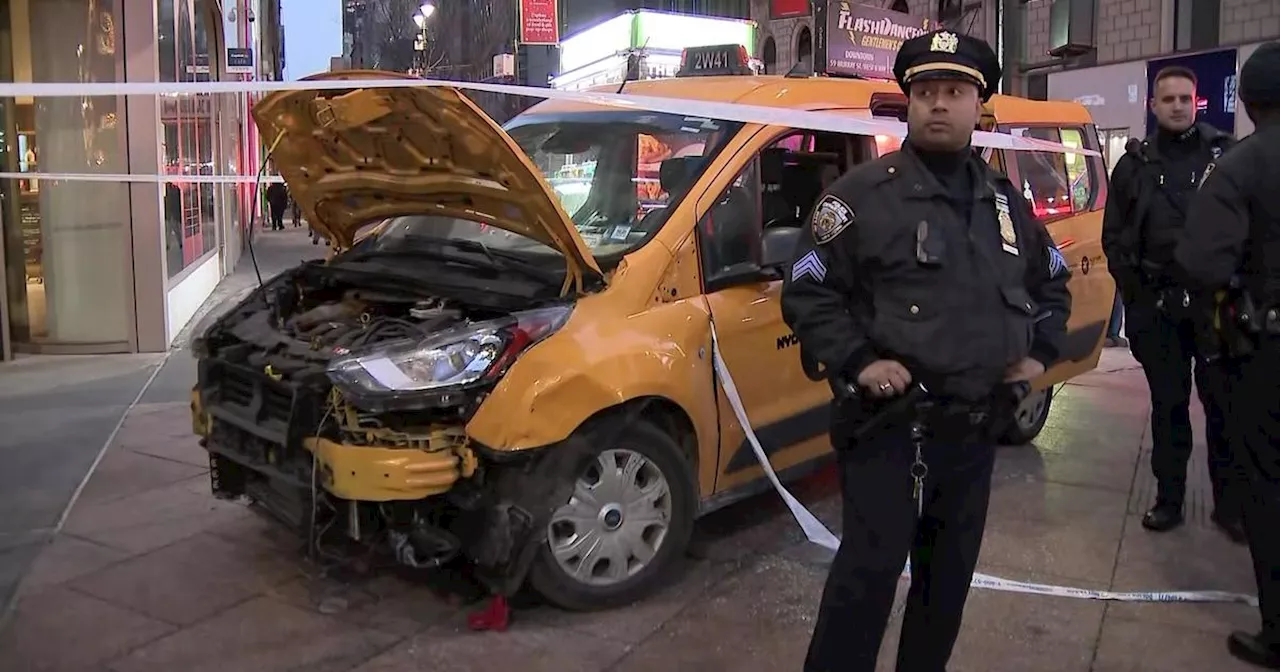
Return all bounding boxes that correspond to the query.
[780,145,1073,403]
[1102,124,1235,293]
[1176,41,1280,297]
[1176,122,1280,296]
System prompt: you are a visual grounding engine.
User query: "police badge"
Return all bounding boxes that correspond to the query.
[994,192,1018,255]
[930,31,959,54]
[811,195,854,245]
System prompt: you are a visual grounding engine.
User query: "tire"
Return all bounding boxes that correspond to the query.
[1000,386,1054,445]
[528,418,697,612]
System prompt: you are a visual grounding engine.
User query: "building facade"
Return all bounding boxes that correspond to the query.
[750,0,1277,151]
[0,0,283,360]
[564,0,751,33]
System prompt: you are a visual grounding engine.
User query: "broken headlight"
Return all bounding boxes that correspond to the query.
[326,305,573,411]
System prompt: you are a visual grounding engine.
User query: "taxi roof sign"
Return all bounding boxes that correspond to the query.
[677,44,753,77]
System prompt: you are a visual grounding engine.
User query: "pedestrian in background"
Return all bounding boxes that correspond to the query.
[1175,40,1280,670]
[265,180,288,231]
[1101,65,1243,541]
[781,29,1071,672]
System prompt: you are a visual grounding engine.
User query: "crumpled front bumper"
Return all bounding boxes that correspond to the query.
[191,388,477,502]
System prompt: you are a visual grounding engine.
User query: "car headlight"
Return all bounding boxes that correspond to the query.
[326,304,573,410]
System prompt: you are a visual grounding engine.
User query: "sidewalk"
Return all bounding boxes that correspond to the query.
[0,226,324,618]
[0,337,1264,671]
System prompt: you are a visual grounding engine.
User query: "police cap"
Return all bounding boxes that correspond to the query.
[893,29,1002,101]
[1239,41,1280,106]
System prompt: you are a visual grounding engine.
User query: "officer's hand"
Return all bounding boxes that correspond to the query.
[856,360,912,398]
[1004,357,1046,383]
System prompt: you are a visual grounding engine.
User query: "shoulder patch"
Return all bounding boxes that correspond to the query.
[811,195,855,245]
[1047,245,1068,278]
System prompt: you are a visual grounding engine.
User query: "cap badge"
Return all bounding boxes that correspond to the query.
[930,31,959,54]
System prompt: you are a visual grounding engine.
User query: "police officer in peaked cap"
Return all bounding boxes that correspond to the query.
[1174,40,1280,670]
[781,29,1072,671]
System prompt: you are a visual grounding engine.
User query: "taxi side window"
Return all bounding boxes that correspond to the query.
[698,158,763,289]
[1007,125,1096,221]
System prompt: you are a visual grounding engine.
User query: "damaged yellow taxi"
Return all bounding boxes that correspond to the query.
[191,64,1113,611]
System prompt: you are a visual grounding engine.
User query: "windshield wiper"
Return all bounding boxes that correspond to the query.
[340,243,560,286]
[438,240,561,280]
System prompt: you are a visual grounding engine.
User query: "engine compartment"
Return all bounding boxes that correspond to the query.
[203,265,507,388]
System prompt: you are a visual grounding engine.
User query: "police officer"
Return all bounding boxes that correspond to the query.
[781,30,1072,672]
[1101,65,1243,539]
[1174,41,1280,669]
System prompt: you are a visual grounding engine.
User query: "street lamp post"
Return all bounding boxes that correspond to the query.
[411,2,435,76]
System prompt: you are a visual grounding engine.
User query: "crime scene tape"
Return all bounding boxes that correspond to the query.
[0,172,285,184]
[707,323,1259,607]
[0,76,1098,159]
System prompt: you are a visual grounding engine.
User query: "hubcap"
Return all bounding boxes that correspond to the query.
[1015,388,1051,432]
[547,449,673,587]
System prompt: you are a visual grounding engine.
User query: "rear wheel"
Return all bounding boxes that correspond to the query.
[528,419,696,611]
[1000,386,1054,445]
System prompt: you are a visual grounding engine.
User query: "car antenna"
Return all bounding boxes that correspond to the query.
[617,38,650,94]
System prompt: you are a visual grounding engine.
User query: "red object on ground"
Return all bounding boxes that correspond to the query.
[466,595,510,632]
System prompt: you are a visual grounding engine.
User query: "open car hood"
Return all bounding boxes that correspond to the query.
[251,70,603,289]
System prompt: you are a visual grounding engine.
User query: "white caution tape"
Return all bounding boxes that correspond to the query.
[0,172,284,184]
[0,76,1097,158]
[708,323,1259,607]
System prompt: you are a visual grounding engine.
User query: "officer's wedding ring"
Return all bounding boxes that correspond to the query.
[878,383,892,392]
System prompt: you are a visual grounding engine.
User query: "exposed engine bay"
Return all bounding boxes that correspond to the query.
[194,263,583,597]
[209,270,474,385]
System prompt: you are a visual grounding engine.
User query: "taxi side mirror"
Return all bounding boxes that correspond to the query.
[762,226,802,269]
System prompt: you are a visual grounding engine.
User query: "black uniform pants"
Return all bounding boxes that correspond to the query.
[805,421,997,672]
[1236,345,1280,641]
[269,206,285,230]
[1126,296,1238,514]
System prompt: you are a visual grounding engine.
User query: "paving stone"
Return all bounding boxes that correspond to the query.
[265,572,460,639]
[1093,615,1263,672]
[349,622,629,672]
[61,475,246,555]
[945,569,1107,672]
[515,557,740,645]
[979,480,1129,584]
[70,531,302,626]
[105,596,399,672]
[16,534,130,596]
[992,443,1139,493]
[114,402,207,468]
[0,587,174,672]
[609,555,824,671]
[74,447,207,507]
[1106,535,1260,636]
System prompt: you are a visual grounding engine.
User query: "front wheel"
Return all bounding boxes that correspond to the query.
[528,419,697,611]
[1000,386,1054,445]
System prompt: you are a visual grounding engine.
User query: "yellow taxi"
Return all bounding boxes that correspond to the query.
[191,47,1114,611]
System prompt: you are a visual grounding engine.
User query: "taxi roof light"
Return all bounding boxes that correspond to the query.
[676,44,753,77]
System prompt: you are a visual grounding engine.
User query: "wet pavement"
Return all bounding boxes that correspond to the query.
[0,231,1265,671]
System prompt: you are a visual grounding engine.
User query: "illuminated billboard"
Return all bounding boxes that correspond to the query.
[553,9,758,91]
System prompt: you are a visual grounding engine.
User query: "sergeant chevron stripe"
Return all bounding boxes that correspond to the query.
[792,250,827,283]
[1048,246,1068,278]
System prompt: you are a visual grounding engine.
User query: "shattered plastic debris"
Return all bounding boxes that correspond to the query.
[318,596,349,615]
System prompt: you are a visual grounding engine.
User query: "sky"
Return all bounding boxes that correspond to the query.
[281,0,343,80]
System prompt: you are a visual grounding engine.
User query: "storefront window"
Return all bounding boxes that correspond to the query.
[159,0,218,279]
[0,0,132,347]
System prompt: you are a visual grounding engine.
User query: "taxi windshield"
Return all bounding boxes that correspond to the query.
[358,110,738,258]
[499,110,741,255]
